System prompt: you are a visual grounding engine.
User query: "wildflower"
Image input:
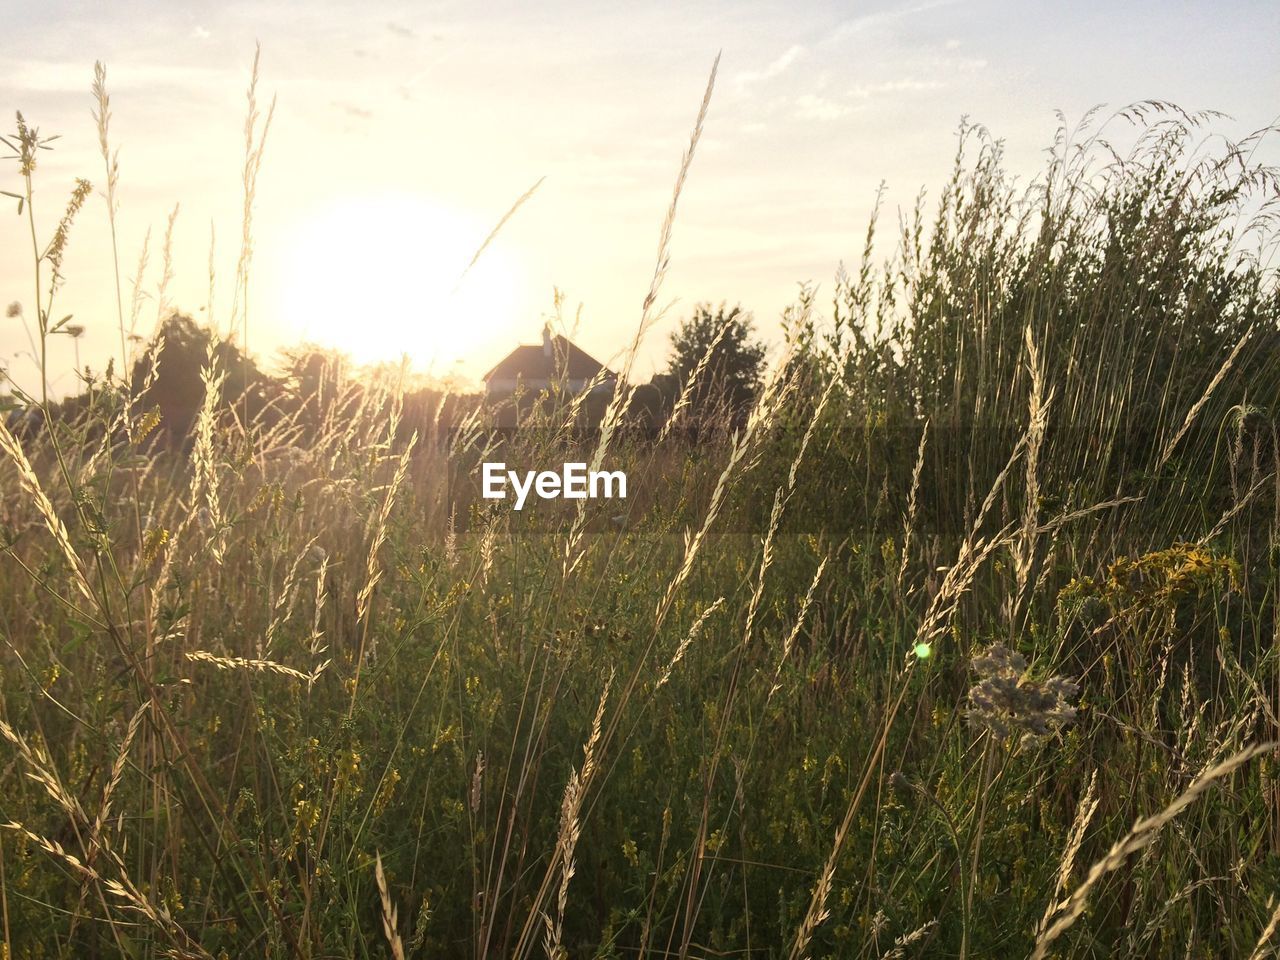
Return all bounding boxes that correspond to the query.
[5,302,19,318]
[374,767,401,815]
[292,798,321,846]
[141,526,170,565]
[966,642,1079,745]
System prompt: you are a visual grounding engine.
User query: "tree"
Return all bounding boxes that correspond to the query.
[131,313,269,443]
[666,303,766,425]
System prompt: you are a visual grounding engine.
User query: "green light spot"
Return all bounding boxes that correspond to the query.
[914,643,932,660]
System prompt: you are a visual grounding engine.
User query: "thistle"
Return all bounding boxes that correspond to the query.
[966,642,1080,745]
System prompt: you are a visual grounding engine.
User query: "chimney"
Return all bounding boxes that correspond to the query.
[542,323,553,358]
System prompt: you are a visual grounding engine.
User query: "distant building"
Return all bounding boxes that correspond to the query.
[483,326,616,397]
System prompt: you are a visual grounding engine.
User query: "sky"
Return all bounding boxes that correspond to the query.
[2,0,1278,394]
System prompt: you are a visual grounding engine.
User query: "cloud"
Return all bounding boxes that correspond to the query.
[387,21,415,38]
[191,25,211,41]
[848,78,945,100]
[829,0,961,43]
[735,44,806,90]
[795,93,851,122]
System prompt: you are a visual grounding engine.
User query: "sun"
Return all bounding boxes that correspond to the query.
[269,192,525,375]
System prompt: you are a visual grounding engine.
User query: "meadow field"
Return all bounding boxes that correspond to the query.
[2,63,1280,959]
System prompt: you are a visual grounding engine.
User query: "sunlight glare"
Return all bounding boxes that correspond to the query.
[270,193,524,376]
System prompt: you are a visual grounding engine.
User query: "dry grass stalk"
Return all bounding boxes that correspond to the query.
[518,669,613,960]
[354,429,417,659]
[0,821,211,959]
[1201,469,1274,544]
[1248,896,1280,960]
[742,490,784,646]
[91,702,146,852]
[228,43,275,350]
[897,421,929,592]
[185,649,327,683]
[152,202,180,336]
[308,550,331,656]
[769,556,828,699]
[1014,325,1053,608]
[125,227,150,365]
[658,307,735,444]
[652,433,747,630]
[790,840,837,960]
[69,702,148,939]
[0,419,96,608]
[261,535,316,656]
[568,54,719,576]
[455,176,544,293]
[1036,769,1100,938]
[877,919,938,959]
[556,671,610,929]
[0,721,86,823]
[1158,323,1253,470]
[189,348,228,562]
[1032,741,1278,960]
[469,751,486,816]
[374,852,406,960]
[91,61,127,376]
[655,597,725,690]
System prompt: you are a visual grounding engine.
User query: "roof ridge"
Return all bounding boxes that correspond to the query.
[482,333,616,383]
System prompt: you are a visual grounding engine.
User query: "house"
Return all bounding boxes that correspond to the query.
[483,326,616,398]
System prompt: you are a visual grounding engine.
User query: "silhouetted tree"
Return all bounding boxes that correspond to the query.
[131,313,268,443]
[667,303,765,426]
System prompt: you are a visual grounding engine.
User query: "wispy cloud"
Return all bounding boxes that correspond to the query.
[790,64,978,123]
[828,0,963,41]
[387,21,415,38]
[734,44,805,91]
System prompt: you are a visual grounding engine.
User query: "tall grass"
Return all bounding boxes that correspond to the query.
[1,57,1279,960]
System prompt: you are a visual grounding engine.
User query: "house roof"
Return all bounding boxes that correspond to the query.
[483,334,615,383]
